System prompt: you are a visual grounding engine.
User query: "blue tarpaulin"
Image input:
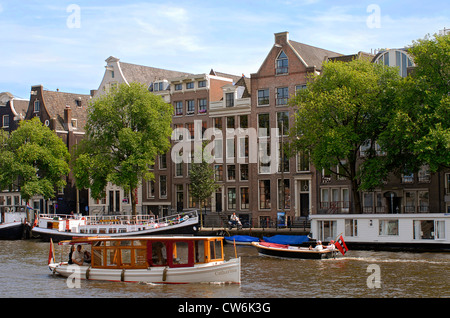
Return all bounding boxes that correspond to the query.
[225,235,260,243]
[263,235,309,245]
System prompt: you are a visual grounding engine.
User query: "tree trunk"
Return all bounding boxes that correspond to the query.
[130,187,137,216]
[349,157,362,214]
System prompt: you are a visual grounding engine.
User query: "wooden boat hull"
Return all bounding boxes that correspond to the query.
[252,242,338,260]
[49,258,241,284]
[0,222,25,240]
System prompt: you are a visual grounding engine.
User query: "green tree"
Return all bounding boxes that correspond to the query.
[404,33,450,171]
[0,117,70,202]
[289,58,403,213]
[73,82,173,215]
[188,143,219,227]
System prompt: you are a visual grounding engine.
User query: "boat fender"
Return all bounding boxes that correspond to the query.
[121,269,126,282]
[162,266,168,282]
[85,266,91,280]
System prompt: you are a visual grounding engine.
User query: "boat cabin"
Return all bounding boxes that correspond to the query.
[58,236,225,269]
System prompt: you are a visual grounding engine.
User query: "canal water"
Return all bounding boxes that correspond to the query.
[0,240,448,298]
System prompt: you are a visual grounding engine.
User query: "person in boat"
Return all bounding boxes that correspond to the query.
[83,250,91,264]
[68,245,74,265]
[314,241,323,251]
[72,245,85,265]
[326,240,335,250]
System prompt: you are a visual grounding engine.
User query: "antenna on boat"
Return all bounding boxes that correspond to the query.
[233,238,237,258]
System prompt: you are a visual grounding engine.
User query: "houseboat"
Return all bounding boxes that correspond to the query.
[33,211,199,242]
[0,207,29,240]
[48,236,241,284]
[310,213,450,252]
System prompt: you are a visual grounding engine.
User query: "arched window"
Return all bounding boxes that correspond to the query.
[276,51,288,74]
[374,49,414,77]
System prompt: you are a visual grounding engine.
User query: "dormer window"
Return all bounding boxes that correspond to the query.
[225,93,234,107]
[276,51,288,75]
[76,98,82,107]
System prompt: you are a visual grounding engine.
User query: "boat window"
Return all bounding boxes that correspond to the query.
[172,242,189,265]
[99,228,107,234]
[121,249,132,266]
[93,248,104,266]
[135,248,147,266]
[209,239,223,260]
[194,240,206,263]
[120,240,132,247]
[151,242,167,266]
[106,248,119,266]
[133,240,146,246]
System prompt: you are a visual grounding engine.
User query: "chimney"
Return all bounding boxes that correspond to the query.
[64,105,72,130]
[274,31,289,46]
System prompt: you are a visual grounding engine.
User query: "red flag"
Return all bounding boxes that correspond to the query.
[335,235,348,255]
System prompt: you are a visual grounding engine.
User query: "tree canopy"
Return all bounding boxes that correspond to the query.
[73,82,173,215]
[0,117,71,202]
[289,58,403,213]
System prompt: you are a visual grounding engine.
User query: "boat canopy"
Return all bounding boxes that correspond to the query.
[263,235,309,245]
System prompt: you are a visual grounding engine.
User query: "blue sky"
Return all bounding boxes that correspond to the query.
[1,0,449,99]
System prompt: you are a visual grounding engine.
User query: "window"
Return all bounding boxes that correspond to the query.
[159,176,167,198]
[239,136,248,158]
[418,191,429,213]
[259,180,271,209]
[295,84,307,92]
[198,98,207,113]
[214,165,223,181]
[278,144,289,172]
[34,100,40,112]
[2,115,9,128]
[379,220,399,236]
[239,115,248,129]
[227,165,236,181]
[226,138,235,159]
[240,187,249,210]
[317,220,337,242]
[276,87,289,105]
[175,101,183,116]
[172,242,190,266]
[277,111,289,135]
[214,117,222,131]
[159,154,167,169]
[198,80,207,88]
[405,191,416,213]
[418,165,431,183]
[446,174,450,194]
[258,89,270,106]
[186,123,194,140]
[258,141,271,174]
[214,139,223,160]
[186,100,195,114]
[345,219,358,237]
[188,184,197,208]
[297,151,310,172]
[258,113,270,137]
[278,179,290,210]
[175,83,182,91]
[240,164,249,181]
[226,116,235,130]
[186,82,194,89]
[225,93,234,107]
[175,162,183,177]
[227,188,236,210]
[147,180,155,198]
[276,51,288,74]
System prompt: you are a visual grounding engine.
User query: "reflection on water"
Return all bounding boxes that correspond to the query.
[0,240,448,298]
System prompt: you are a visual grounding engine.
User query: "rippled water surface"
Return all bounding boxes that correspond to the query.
[0,240,448,298]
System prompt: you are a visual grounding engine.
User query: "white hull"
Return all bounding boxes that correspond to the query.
[310,213,450,252]
[49,258,241,284]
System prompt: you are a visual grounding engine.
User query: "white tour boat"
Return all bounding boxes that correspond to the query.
[33,211,199,242]
[48,236,241,284]
[310,213,450,252]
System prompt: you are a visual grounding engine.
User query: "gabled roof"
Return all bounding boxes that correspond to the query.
[119,62,192,87]
[41,89,91,132]
[289,40,342,70]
